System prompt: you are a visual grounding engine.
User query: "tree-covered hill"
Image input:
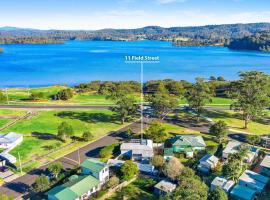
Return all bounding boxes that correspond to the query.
[0,23,270,44]
[226,31,270,52]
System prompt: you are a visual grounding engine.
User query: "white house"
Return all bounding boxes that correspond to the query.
[238,170,269,194]
[80,158,109,184]
[0,132,23,149]
[120,139,154,161]
[154,180,176,196]
[197,154,219,174]
[210,177,235,193]
[47,159,109,200]
[260,154,270,177]
[222,141,257,163]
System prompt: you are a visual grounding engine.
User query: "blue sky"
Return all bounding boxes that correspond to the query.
[1,0,270,29]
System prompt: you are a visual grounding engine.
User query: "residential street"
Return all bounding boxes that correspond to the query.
[0,120,142,199]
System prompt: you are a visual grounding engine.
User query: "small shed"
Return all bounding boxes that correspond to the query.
[154,180,176,196]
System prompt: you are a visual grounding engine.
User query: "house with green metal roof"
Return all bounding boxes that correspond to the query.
[47,175,100,200]
[47,159,109,200]
[80,158,109,183]
[164,135,206,158]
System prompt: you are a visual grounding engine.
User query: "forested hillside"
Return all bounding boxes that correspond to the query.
[227,31,270,52]
[0,23,270,45]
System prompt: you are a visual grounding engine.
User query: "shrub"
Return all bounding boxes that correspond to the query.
[120,160,138,181]
[107,176,120,188]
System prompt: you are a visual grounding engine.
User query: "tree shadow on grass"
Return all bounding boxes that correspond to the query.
[31,132,58,140]
[55,111,120,124]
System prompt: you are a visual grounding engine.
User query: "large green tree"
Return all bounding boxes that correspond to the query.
[34,174,50,192]
[145,120,168,142]
[185,78,213,120]
[229,71,270,129]
[148,83,178,119]
[109,91,137,124]
[48,162,63,178]
[222,159,242,181]
[57,122,74,142]
[209,120,228,143]
[54,89,73,100]
[209,187,228,200]
[166,170,209,200]
[120,160,139,181]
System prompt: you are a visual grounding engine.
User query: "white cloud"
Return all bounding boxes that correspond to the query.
[156,0,187,4]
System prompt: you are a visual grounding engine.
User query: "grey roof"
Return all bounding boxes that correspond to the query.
[0,132,22,144]
[211,177,235,192]
[223,141,241,154]
[260,155,270,169]
[120,139,154,157]
[154,180,176,192]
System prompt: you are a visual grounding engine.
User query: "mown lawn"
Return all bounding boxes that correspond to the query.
[4,86,233,106]
[0,109,27,117]
[6,109,126,163]
[108,177,157,200]
[71,94,114,105]
[5,109,121,136]
[0,119,11,127]
[6,86,65,101]
[203,110,270,135]
[179,97,233,105]
[164,123,200,135]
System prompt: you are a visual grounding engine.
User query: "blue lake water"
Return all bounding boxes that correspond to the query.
[0,40,270,87]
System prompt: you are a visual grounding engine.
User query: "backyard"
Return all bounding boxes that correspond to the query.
[107,177,157,200]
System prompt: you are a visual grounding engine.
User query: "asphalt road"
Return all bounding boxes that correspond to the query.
[0,120,142,199]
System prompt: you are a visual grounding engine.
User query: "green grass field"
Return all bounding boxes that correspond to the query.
[164,123,200,135]
[0,109,27,128]
[6,109,125,163]
[179,97,233,105]
[0,109,27,117]
[3,87,233,106]
[203,110,270,135]
[0,119,11,127]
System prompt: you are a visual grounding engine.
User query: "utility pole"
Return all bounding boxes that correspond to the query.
[18,152,23,175]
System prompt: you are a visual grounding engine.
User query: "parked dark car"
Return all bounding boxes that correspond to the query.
[0,166,9,172]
